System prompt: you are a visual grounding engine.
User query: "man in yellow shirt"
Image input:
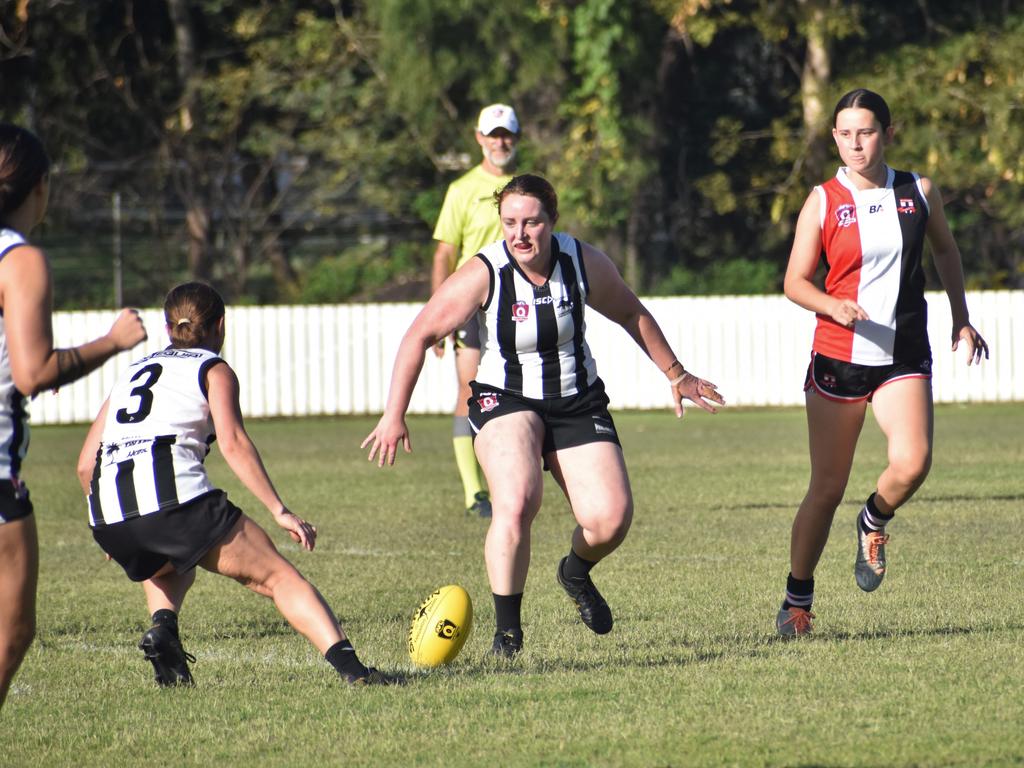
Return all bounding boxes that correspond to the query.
[431,104,521,517]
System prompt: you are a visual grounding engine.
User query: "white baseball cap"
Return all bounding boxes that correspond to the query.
[476,104,520,136]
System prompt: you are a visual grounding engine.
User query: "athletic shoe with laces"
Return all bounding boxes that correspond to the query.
[855,519,890,592]
[775,605,815,638]
[490,628,523,658]
[468,491,492,518]
[341,667,403,687]
[556,557,613,635]
[139,624,196,687]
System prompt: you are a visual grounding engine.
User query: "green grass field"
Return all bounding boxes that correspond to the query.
[2,404,1022,767]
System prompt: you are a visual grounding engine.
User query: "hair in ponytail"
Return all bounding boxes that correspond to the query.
[164,282,226,349]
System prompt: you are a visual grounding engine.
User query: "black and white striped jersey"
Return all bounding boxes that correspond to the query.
[474,233,597,398]
[0,228,30,483]
[87,347,223,527]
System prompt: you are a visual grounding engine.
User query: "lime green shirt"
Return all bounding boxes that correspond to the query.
[432,165,513,269]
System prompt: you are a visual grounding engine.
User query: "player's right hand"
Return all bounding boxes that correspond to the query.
[829,299,869,329]
[107,308,148,350]
[432,338,446,359]
[273,507,317,551]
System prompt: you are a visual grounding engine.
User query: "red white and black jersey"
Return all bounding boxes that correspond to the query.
[0,228,30,484]
[813,166,931,365]
[474,233,598,398]
[87,347,223,527]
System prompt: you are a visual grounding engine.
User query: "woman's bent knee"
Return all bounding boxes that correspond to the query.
[890,451,932,488]
[491,500,538,531]
[588,503,632,546]
[610,504,633,542]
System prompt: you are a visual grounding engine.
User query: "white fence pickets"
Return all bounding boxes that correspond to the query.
[35,290,1022,426]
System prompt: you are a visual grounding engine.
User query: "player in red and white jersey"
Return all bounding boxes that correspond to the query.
[774,90,988,637]
[813,164,931,367]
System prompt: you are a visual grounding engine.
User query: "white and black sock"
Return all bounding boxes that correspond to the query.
[782,573,814,612]
[859,492,894,534]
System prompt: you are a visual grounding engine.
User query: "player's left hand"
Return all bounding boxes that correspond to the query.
[952,323,989,366]
[672,371,725,418]
[361,414,412,467]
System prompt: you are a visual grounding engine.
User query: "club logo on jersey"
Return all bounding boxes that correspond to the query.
[556,296,574,317]
[477,393,500,413]
[897,198,916,214]
[511,300,530,322]
[836,204,857,228]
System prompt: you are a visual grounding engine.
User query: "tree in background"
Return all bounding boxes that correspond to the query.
[1,0,1020,307]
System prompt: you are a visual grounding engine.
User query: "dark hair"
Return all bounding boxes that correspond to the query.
[832,89,891,130]
[494,174,559,223]
[0,123,50,221]
[164,282,226,349]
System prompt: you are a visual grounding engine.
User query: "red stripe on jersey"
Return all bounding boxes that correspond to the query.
[814,178,861,361]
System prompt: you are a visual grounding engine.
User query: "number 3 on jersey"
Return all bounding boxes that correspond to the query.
[115,363,163,424]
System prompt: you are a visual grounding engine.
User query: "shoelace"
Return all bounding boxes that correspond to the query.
[782,609,815,634]
[865,531,890,568]
[140,646,193,664]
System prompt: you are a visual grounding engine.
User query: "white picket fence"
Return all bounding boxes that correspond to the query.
[32,290,1023,425]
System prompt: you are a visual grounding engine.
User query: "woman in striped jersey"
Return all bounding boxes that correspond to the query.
[77,282,392,686]
[0,124,147,710]
[775,89,988,637]
[364,174,724,657]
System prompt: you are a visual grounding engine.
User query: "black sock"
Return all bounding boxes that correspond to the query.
[782,573,814,612]
[151,609,179,637]
[561,549,597,580]
[325,639,369,679]
[859,492,895,534]
[493,592,523,633]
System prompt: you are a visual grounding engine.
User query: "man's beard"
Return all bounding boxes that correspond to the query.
[485,145,517,170]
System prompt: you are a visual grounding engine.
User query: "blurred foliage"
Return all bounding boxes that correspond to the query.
[0,0,1021,308]
[653,257,780,295]
[297,239,430,303]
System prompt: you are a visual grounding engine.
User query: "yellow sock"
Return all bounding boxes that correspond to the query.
[453,435,485,508]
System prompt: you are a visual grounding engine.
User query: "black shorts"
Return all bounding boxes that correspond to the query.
[468,378,621,461]
[91,490,242,582]
[804,351,932,403]
[0,478,33,524]
[454,312,482,351]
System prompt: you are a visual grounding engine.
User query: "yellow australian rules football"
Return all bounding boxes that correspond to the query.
[408,584,473,667]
